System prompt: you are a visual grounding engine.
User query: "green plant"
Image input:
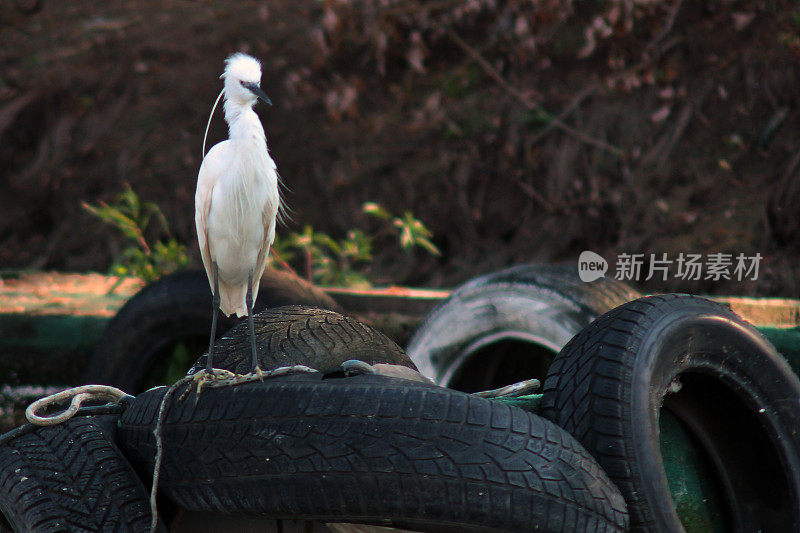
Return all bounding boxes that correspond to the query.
[363,202,442,256]
[86,186,437,289]
[269,202,440,287]
[270,225,373,288]
[82,184,188,284]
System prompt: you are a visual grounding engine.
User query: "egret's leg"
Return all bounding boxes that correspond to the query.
[246,271,260,373]
[205,262,221,373]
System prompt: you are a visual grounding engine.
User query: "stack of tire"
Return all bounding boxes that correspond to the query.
[408,264,800,532]
[0,268,628,532]
[2,265,798,532]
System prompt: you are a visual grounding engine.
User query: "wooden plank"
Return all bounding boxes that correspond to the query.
[3,272,800,381]
[0,272,144,386]
[0,271,143,317]
[715,296,800,328]
[323,286,450,317]
[4,271,800,327]
[323,286,450,345]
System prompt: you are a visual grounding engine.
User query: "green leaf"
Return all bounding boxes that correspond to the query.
[83,185,189,283]
[314,233,341,255]
[363,202,391,220]
[399,225,413,249]
[416,236,442,256]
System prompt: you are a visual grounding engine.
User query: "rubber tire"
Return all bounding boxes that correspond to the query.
[541,294,800,532]
[85,269,342,393]
[188,305,417,375]
[0,415,161,532]
[118,373,629,532]
[407,263,640,389]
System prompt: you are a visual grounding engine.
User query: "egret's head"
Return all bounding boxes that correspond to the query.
[222,53,272,107]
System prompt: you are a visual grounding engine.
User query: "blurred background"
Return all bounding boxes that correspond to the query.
[0,0,799,295]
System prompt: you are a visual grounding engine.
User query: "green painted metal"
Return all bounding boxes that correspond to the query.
[492,395,731,531]
[491,393,543,413]
[660,409,728,532]
[0,314,106,384]
[757,326,800,376]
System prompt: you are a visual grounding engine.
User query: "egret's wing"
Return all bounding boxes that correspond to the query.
[195,184,214,290]
[251,153,280,298]
[195,187,214,289]
[195,141,229,289]
[253,200,277,290]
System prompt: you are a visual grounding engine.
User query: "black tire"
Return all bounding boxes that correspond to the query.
[541,294,800,532]
[407,263,640,391]
[188,305,417,375]
[85,269,342,393]
[0,415,160,532]
[118,373,629,532]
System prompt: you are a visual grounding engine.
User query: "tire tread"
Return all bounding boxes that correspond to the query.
[189,305,416,375]
[542,294,745,530]
[119,374,628,532]
[0,416,155,533]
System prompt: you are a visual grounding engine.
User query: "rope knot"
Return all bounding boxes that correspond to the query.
[26,385,130,426]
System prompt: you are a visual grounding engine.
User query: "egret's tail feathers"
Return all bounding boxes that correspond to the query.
[217,275,263,318]
[218,281,248,318]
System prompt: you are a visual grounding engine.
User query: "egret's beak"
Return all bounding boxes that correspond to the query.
[243,82,272,106]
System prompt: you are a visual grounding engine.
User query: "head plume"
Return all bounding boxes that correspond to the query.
[222,53,262,85]
[202,53,266,158]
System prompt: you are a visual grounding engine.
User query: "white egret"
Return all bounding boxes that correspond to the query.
[195,53,279,374]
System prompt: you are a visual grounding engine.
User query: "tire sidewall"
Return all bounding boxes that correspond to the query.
[87,269,339,392]
[89,272,221,389]
[630,311,800,529]
[408,283,590,384]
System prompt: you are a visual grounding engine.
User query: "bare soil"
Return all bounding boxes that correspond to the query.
[1,0,799,296]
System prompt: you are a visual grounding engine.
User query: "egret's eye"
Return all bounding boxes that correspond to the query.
[239,80,246,86]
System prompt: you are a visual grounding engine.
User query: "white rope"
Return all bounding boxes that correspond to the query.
[200,364,318,390]
[473,378,541,399]
[149,365,318,532]
[340,359,375,375]
[25,385,128,426]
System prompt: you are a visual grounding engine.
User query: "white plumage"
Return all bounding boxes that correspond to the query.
[196,53,278,317]
[195,53,278,372]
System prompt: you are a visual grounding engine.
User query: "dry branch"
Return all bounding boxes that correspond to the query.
[447,29,624,158]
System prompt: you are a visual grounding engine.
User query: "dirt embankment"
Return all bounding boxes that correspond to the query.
[1,0,799,295]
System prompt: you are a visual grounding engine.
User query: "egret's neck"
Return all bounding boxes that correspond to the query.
[224,102,266,143]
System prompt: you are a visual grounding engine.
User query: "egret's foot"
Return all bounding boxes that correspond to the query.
[190,367,236,395]
[249,365,265,381]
